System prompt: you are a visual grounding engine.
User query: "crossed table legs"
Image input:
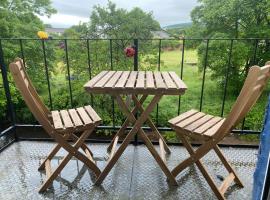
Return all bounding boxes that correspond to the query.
[95,94,177,185]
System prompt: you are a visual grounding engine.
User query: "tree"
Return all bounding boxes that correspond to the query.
[0,0,56,38]
[88,1,160,39]
[0,0,56,124]
[186,0,270,93]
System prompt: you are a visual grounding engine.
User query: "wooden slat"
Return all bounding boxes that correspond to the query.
[169,109,198,125]
[115,71,130,88]
[194,117,222,134]
[159,138,166,162]
[84,148,95,163]
[219,173,235,195]
[125,71,138,88]
[68,109,83,127]
[104,71,123,88]
[146,71,155,89]
[60,110,74,128]
[84,71,108,88]
[84,105,101,122]
[135,71,145,88]
[162,72,177,89]
[185,115,214,131]
[169,71,187,89]
[45,160,52,178]
[94,71,116,88]
[176,112,206,128]
[153,72,166,89]
[203,119,225,136]
[51,111,63,129]
[76,107,93,124]
[109,136,119,161]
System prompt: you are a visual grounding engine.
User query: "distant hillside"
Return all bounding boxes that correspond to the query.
[163,22,192,30]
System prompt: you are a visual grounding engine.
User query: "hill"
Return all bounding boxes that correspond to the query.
[163,22,192,30]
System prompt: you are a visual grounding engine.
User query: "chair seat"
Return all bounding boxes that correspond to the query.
[168,109,225,140]
[51,105,101,131]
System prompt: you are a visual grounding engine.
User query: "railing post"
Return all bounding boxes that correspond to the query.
[178,38,185,115]
[0,40,16,127]
[133,39,138,146]
[110,39,115,128]
[199,39,209,112]
[41,40,53,110]
[64,39,73,107]
[156,39,161,127]
[221,39,234,117]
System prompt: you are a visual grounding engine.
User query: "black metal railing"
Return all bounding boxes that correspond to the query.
[0,37,269,148]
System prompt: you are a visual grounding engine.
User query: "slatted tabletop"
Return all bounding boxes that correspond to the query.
[84,71,187,95]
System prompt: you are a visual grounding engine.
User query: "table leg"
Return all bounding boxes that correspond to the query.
[107,95,148,152]
[132,95,171,154]
[95,94,163,185]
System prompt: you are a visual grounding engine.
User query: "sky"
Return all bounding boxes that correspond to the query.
[39,0,199,28]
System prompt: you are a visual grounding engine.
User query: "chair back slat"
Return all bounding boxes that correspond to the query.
[214,63,270,140]
[9,58,53,134]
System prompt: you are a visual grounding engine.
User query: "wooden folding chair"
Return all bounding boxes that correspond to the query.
[9,58,102,192]
[168,63,270,199]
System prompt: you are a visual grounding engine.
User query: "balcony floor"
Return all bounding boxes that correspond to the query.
[0,141,257,200]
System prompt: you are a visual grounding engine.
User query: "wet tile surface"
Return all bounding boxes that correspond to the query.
[0,141,257,200]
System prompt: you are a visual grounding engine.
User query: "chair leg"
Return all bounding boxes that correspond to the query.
[70,133,94,157]
[38,144,61,171]
[39,152,73,192]
[176,134,225,200]
[39,128,100,193]
[39,133,71,170]
[214,145,244,187]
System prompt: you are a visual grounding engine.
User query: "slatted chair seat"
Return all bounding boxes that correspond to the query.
[169,109,225,140]
[51,105,101,131]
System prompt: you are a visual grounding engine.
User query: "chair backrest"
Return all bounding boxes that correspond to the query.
[9,58,54,134]
[214,62,270,141]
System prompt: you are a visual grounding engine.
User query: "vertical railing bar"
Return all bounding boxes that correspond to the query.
[86,39,94,106]
[158,39,161,71]
[19,39,26,67]
[199,39,209,111]
[241,39,258,132]
[156,39,161,126]
[221,39,234,117]
[253,39,259,64]
[0,40,16,126]
[110,39,115,128]
[41,40,53,110]
[133,39,138,145]
[64,39,73,107]
[178,38,185,115]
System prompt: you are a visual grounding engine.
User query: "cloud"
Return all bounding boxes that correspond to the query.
[40,0,199,27]
[40,14,89,28]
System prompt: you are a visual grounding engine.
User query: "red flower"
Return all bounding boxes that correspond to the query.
[124,47,136,57]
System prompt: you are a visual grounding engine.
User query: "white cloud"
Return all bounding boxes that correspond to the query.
[39,14,89,28]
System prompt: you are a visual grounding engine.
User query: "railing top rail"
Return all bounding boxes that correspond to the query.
[0,38,269,41]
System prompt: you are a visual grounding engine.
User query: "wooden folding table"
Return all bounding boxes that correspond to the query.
[84,71,187,185]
